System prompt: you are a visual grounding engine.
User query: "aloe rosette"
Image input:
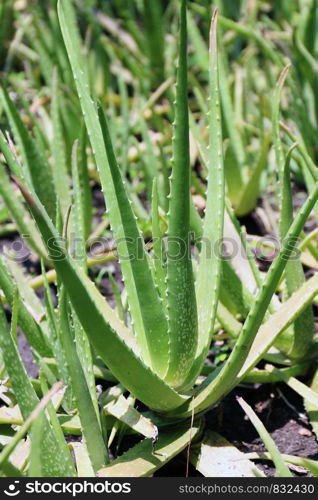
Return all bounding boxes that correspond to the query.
[0,0,318,477]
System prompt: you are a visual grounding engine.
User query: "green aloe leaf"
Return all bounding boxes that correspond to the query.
[0,255,51,357]
[18,181,186,413]
[0,144,46,259]
[184,9,224,388]
[0,85,56,222]
[235,133,271,216]
[103,395,158,441]
[59,288,108,472]
[51,68,71,220]
[71,442,95,477]
[98,420,202,477]
[0,300,75,476]
[142,0,165,89]
[0,381,64,476]
[273,65,314,359]
[151,178,166,304]
[305,368,318,439]
[58,0,169,378]
[170,182,318,418]
[165,0,198,389]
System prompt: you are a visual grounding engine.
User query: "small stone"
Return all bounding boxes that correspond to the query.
[298,428,312,437]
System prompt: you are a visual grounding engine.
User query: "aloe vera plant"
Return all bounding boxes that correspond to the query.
[0,0,318,479]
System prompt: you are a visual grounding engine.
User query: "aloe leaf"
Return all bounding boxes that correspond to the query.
[218,15,283,67]
[142,0,165,89]
[237,397,292,477]
[236,273,318,380]
[0,255,51,356]
[305,368,318,439]
[41,261,72,410]
[18,182,186,412]
[38,373,74,465]
[246,451,318,477]
[118,76,130,174]
[243,363,309,384]
[268,369,318,409]
[188,9,245,206]
[0,85,56,222]
[185,10,224,388]
[58,0,169,377]
[51,68,71,219]
[77,126,92,239]
[190,430,263,477]
[0,149,46,258]
[170,183,318,418]
[72,306,100,420]
[70,140,98,414]
[151,178,166,303]
[218,48,245,205]
[103,395,158,440]
[29,412,45,476]
[98,421,202,477]
[273,66,314,359]
[5,256,45,324]
[234,272,318,383]
[59,288,108,472]
[0,381,63,475]
[71,140,86,270]
[108,272,125,322]
[0,301,74,476]
[99,107,170,375]
[71,442,95,477]
[165,0,198,389]
[235,133,270,216]
[139,115,159,198]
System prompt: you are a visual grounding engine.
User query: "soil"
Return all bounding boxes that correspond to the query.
[1,187,318,477]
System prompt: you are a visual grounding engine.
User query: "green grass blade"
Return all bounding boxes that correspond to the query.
[165,0,198,389]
